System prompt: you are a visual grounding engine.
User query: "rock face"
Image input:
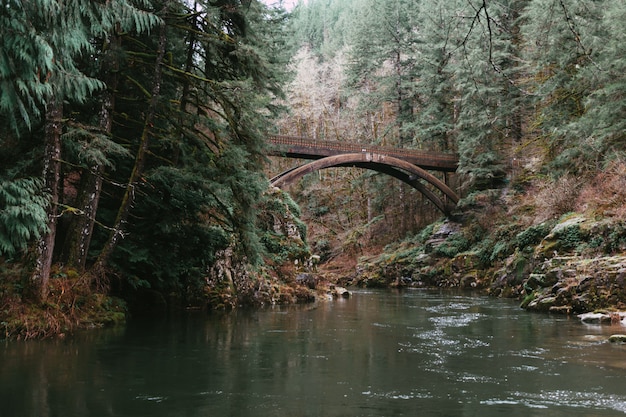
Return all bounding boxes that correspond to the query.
[351,214,626,316]
[519,254,626,314]
[204,187,316,309]
[425,222,462,252]
[483,215,626,314]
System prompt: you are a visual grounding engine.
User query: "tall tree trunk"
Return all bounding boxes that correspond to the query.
[63,30,121,271]
[31,97,63,301]
[174,11,197,166]
[62,165,104,270]
[92,17,168,277]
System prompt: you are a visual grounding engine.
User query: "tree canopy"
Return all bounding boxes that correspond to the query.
[0,0,292,303]
[2,0,625,317]
[279,0,626,250]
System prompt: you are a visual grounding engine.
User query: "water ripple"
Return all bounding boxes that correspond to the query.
[361,389,432,400]
[429,313,485,327]
[482,390,626,413]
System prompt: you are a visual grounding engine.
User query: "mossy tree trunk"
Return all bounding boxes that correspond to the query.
[31,97,63,301]
[62,29,122,271]
[92,15,168,277]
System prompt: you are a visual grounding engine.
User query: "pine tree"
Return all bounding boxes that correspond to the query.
[17,0,106,300]
[87,0,290,294]
[522,0,604,173]
[0,0,53,133]
[0,0,159,299]
[568,1,625,165]
[408,0,460,152]
[346,0,418,147]
[92,4,169,277]
[60,2,160,270]
[451,0,528,189]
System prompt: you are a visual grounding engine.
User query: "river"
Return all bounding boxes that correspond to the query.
[2,289,626,416]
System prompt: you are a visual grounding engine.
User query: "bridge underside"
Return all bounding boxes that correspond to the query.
[271,153,459,215]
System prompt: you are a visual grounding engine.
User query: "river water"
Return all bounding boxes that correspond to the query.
[2,289,626,416]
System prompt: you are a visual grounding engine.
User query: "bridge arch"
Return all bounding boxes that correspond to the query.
[271,153,459,215]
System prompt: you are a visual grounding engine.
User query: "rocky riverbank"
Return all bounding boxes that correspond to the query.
[341,213,626,317]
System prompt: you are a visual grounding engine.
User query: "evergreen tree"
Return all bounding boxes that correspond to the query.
[87,0,290,294]
[60,1,160,271]
[1,0,109,299]
[522,0,604,173]
[347,0,419,146]
[1,0,159,298]
[451,0,528,189]
[0,178,48,257]
[568,1,625,165]
[92,2,169,277]
[408,0,460,152]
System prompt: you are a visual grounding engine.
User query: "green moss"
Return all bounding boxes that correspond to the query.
[490,240,510,262]
[434,234,471,258]
[554,224,586,250]
[415,223,437,244]
[516,222,552,250]
[606,224,626,253]
[520,292,537,309]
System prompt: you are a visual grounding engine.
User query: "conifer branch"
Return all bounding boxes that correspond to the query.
[558,0,601,70]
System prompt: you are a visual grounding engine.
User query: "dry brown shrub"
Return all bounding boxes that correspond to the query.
[476,202,506,232]
[576,160,626,219]
[532,175,582,221]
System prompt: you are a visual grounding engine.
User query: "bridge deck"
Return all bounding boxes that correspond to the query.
[267,135,458,172]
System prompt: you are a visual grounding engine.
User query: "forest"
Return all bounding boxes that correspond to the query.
[1,0,625,338]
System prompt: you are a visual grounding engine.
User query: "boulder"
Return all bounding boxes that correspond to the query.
[296,273,318,289]
[578,312,612,324]
[329,285,351,298]
[608,334,626,343]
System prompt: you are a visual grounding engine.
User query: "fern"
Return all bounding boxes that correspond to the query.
[0,0,159,134]
[0,178,49,257]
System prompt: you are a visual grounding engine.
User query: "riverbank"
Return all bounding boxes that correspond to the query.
[339,202,626,317]
[0,265,127,339]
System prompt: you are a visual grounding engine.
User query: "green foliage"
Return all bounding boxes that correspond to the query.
[62,127,132,168]
[489,241,510,263]
[291,0,351,58]
[261,231,309,265]
[515,223,552,251]
[258,189,309,264]
[0,178,48,257]
[434,233,471,258]
[0,1,53,131]
[605,225,626,253]
[473,237,494,266]
[87,0,288,290]
[522,0,625,171]
[415,223,437,244]
[553,224,587,251]
[111,161,238,292]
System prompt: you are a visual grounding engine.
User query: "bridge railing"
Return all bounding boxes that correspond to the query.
[268,135,458,166]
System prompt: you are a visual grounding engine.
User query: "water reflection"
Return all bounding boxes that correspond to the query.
[2,290,626,416]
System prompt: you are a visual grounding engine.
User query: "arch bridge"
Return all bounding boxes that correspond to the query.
[267,135,459,215]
